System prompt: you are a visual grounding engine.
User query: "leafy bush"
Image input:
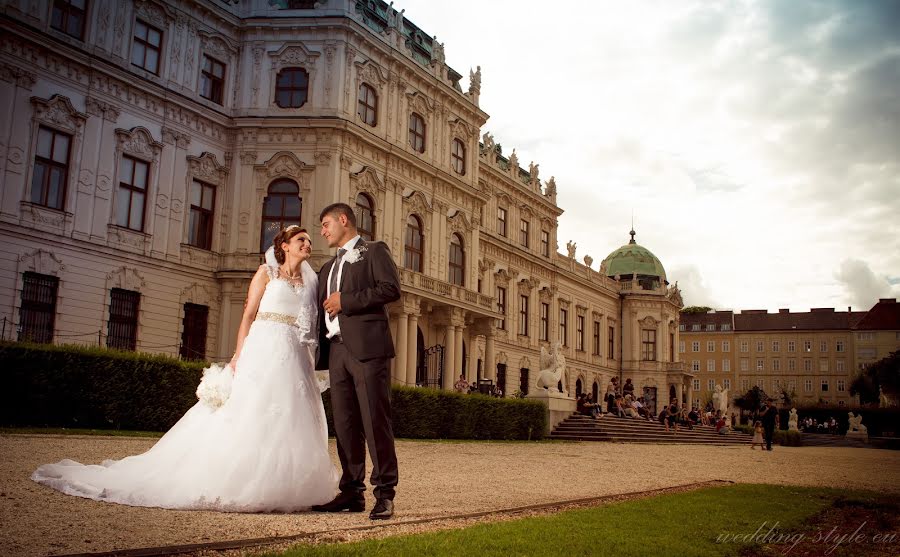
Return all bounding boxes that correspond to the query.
[2,342,546,440]
[733,423,802,446]
[0,341,204,431]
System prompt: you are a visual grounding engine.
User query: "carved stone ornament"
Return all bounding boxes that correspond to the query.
[449,117,476,140]
[557,296,571,308]
[269,42,321,72]
[18,248,65,276]
[256,151,311,183]
[31,95,87,134]
[351,166,386,195]
[494,268,514,287]
[187,152,228,186]
[134,0,175,27]
[116,127,163,162]
[240,152,257,165]
[25,205,66,227]
[447,210,470,235]
[180,282,214,306]
[0,62,37,89]
[161,126,191,149]
[199,31,237,59]
[640,315,658,328]
[106,266,146,292]
[355,60,385,87]
[406,91,434,115]
[402,190,432,218]
[539,286,555,302]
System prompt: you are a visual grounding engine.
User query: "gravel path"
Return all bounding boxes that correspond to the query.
[1,434,898,557]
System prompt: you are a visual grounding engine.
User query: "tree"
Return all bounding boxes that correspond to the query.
[734,386,768,414]
[682,306,712,314]
[851,350,900,404]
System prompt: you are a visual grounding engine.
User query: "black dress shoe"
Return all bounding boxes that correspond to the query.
[312,492,365,513]
[369,498,394,520]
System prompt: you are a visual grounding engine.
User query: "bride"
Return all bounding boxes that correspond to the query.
[32,226,339,512]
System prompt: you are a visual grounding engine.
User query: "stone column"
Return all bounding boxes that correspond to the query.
[485,331,496,383]
[406,312,419,386]
[466,332,478,384]
[686,379,694,409]
[443,324,456,391]
[676,382,684,408]
[454,325,464,385]
[394,310,408,384]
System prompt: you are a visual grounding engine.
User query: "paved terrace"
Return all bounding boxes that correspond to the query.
[1,434,898,556]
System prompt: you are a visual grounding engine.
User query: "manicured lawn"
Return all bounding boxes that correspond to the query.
[0,427,162,437]
[257,484,893,557]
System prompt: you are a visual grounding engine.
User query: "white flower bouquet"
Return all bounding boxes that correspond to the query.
[196,363,234,409]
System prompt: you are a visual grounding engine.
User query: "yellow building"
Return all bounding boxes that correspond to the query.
[680,299,900,408]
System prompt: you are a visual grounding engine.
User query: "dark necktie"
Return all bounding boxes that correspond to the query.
[329,248,347,296]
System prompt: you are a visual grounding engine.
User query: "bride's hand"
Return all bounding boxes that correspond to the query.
[229,357,238,375]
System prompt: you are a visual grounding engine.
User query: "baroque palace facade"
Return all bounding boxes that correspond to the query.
[0,0,687,412]
[679,299,900,408]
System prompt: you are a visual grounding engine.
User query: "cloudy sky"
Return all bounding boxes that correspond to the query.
[399,0,900,312]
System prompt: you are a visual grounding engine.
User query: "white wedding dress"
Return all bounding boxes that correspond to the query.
[32,261,339,512]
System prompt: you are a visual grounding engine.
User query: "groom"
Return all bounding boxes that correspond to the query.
[313,202,401,520]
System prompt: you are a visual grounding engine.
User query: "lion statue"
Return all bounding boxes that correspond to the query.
[847,412,867,434]
[536,341,566,392]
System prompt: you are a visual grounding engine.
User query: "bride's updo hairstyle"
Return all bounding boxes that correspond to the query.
[272,226,307,264]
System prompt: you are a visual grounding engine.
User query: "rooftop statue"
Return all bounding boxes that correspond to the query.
[468,66,481,95]
[566,241,576,259]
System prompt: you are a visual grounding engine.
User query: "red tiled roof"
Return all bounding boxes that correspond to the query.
[854,299,900,330]
[734,309,863,331]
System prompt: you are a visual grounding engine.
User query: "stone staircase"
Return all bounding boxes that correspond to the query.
[550,413,753,445]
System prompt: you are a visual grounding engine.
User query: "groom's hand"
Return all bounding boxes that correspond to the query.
[324,292,342,317]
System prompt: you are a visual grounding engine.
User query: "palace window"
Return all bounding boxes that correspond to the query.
[722,359,731,372]
[117,155,149,231]
[132,20,162,74]
[355,193,375,241]
[540,229,550,257]
[772,340,780,352]
[756,358,764,371]
[821,380,829,392]
[180,303,208,361]
[836,359,845,372]
[721,324,731,331]
[18,272,58,344]
[408,112,425,153]
[496,286,506,330]
[679,340,685,354]
[694,379,701,391]
[451,138,466,175]
[200,55,226,105]
[449,233,465,286]
[692,341,700,352]
[740,358,749,371]
[788,340,796,352]
[692,324,700,331]
[576,315,585,351]
[707,359,715,372]
[540,302,549,341]
[107,288,140,351]
[641,329,656,361]
[836,340,845,352]
[820,340,828,352]
[593,320,601,355]
[357,83,377,126]
[803,359,812,372]
[708,379,715,391]
[559,308,568,346]
[788,358,796,371]
[497,207,507,237]
[819,359,828,372]
[803,339,812,352]
[707,341,715,352]
[188,180,216,250]
[496,363,507,396]
[51,0,87,40]
[756,340,764,352]
[804,379,812,392]
[837,379,845,392]
[772,359,781,372]
[259,179,301,251]
[740,341,748,352]
[404,214,424,272]
[275,68,309,108]
[518,294,529,336]
[692,360,700,372]
[519,219,530,248]
[519,368,529,396]
[31,126,71,210]
[722,340,730,352]
[608,325,615,358]
[723,378,731,389]
[706,324,715,331]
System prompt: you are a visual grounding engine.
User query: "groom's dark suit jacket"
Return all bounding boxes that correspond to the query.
[315,239,401,369]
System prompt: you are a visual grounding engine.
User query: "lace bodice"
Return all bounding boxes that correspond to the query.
[257,265,318,343]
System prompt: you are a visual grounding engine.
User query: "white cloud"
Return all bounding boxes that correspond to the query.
[399,0,900,311]
[834,259,900,310]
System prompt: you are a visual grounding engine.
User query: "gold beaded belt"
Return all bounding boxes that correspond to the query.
[255,312,298,327]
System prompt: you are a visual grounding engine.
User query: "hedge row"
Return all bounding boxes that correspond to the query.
[780,406,900,437]
[0,342,546,440]
[734,424,803,446]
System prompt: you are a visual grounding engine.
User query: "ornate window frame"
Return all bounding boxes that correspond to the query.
[268,42,320,111]
[109,126,163,253]
[182,151,228,254]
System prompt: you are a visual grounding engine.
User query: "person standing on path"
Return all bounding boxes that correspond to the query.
[759,398,779,451]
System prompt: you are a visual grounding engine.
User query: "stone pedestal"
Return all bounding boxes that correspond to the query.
[526,389,576,436]
[845,431,869,441]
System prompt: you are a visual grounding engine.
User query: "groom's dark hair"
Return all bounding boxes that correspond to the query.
[319,202,357,228]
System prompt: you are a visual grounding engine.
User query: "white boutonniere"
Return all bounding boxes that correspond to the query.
[344,245,367,264]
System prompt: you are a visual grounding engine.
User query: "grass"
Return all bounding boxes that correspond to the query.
[0,426,162,437]
[256,484,890,557]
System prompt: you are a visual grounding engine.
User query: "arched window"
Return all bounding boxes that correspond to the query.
[260,179,301,251]
[408,112,425,153]
[357,83,377,126]
[356,193,375,241]
[404,214,423,272]
[451,138,466,175]
[449,233,464,286]
[275,68,309,108]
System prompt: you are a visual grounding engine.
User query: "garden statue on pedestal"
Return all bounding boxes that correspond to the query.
[788,408,799,432]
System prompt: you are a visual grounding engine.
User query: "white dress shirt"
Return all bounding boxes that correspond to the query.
[325,235,360,339]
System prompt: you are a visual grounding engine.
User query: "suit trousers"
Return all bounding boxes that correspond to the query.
[328,340,398,500]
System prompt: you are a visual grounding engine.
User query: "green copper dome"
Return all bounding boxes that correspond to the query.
[603,230,667,284]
